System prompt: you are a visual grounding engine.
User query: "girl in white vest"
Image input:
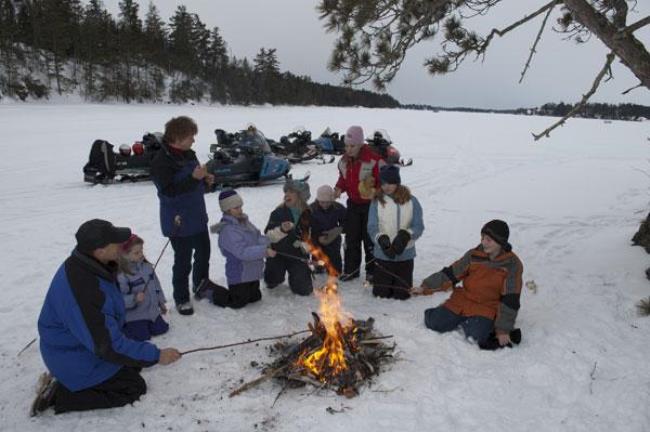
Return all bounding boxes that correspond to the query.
[367,165,424,299]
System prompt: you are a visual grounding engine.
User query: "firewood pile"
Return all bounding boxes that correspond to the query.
[230,314,396,399]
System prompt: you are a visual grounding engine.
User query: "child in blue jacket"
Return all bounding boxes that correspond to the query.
[118,235,169,341]
[367,165,424,299]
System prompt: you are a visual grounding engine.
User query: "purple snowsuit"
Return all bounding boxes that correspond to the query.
[213,214,269,285]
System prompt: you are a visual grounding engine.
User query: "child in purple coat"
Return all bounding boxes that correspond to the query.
[206,190,276,308]
[117,235,169,341]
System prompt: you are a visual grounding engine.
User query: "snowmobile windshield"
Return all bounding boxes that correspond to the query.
[370,129,392,144]
[239,129,272,154]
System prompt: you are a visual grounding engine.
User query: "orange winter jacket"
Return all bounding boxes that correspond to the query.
[422,246,524,331]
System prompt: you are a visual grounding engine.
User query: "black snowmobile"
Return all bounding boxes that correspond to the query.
[83,132,163,184]
[274,127,335,164]
[366,130,413,167]
[208,127,298,187]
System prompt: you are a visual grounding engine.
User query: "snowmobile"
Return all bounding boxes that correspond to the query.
[275,127,335,164]
[366,129,413,167]
[208,126,295,187]
[83,132,163,184]
[312,127,346,155]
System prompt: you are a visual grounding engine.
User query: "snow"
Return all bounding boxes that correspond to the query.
[1,103,649,431]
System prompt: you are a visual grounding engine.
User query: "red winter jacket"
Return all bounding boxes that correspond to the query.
[335,145,384,205]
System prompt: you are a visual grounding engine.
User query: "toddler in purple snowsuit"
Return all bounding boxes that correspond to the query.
[204,190,275,308]
[117,235,169,341]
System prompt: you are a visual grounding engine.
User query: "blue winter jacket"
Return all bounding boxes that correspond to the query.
[150,143,208,237]
[117,260,167,323]
[367,192,425,262]
[38,250,160,392]
[212,214,269,285]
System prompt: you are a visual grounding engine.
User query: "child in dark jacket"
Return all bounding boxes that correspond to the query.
[264,179,313,295]
[309,185,346,274]
[206,190,276,308]
[117,235,169,341]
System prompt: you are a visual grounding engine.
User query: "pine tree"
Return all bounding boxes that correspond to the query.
[117,0,142,102]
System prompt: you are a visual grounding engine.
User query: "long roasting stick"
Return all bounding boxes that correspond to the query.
[180,330,310,356]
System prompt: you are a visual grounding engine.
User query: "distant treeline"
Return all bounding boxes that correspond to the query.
[401,102,650,121]
[0,0,399,107]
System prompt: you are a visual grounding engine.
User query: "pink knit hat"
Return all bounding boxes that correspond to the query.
[344,125,364,146]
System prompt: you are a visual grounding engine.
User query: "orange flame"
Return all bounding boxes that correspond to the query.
[296,239,353,380]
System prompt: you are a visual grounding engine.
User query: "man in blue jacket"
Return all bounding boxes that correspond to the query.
[151,116,215,316]
[35,219,181,414]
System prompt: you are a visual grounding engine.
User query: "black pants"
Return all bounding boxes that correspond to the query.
[170,230,210,304]
[54,367,146,414]
[372,259,413,300]
[212,280,262,309]
[343,200,375,279]
[264,255,313,295]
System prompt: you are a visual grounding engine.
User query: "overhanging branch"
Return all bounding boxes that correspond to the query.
[519,1,556,83]
[533,52,616,141]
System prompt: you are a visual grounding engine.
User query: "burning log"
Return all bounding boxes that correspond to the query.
[230,240,396,399]
[230,314,396,399]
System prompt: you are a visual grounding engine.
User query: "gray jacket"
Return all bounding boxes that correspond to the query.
[117,261,166,322]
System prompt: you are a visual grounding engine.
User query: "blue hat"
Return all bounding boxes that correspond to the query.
[379,165,401,185]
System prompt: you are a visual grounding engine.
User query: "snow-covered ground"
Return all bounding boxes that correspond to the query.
[0,103,648,431]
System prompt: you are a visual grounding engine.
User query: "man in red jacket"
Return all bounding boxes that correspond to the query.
[334,126,384,282]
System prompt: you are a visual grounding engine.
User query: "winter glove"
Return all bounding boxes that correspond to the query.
[265,226,288,243]
[319,227,343,246]
[358,176,376,200]
[391,229,411,255]
[377,234,396,259]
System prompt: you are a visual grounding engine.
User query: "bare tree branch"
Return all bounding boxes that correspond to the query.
[622,82,643,95]
[533,52,616,141]
[563,0,650,89]
[519,1,557,83]
[481,1,558,54]
[621,15,650,35]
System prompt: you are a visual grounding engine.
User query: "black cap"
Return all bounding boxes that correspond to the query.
[481,219,511,252]
[75,219,132,253]
[379,164,401,185]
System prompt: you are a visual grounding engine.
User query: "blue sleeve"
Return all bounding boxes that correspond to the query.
[410,196,425,240]
[367,200,380,246]
[220,227,267,262]
[63,262,160,367]
[60,285,160,366]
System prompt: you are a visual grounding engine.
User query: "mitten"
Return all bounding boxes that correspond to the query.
[377,234,395,259]
[391,229,411,255]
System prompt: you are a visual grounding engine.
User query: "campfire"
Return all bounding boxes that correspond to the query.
[230,240,396,399]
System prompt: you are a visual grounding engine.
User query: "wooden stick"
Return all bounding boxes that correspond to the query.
[359,335,394,344]
[17,338,37,357]
[181,330,310,356]
[229,366,287,398]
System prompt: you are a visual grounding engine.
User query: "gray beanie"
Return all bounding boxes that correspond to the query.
[284,179,311,202]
